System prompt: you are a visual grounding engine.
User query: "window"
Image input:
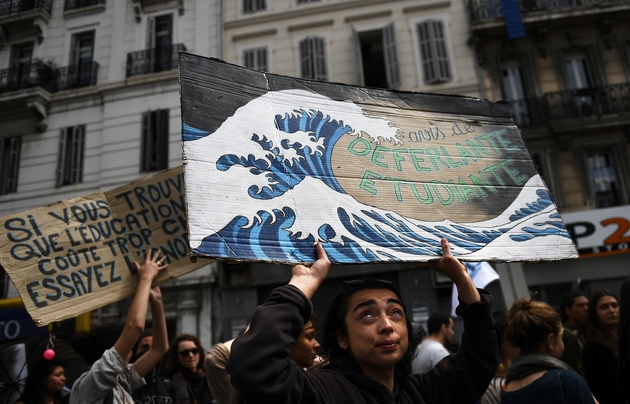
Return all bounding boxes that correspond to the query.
[243,47,268,72]
[147,15,173,72]
[0,136,22,196]
[502,64,530,126]
[9,43,33,89]
[243,0,265,13]
[56,126,85,187]
[299,36,327,81]
[70,31,95,87]
[565,54,594,116]
[352,23,400,89]
[587,150,622,208]
[141,110,169,172]
[417,19,452,84]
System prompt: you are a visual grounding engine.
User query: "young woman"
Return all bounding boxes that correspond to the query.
[70,249,169,404]
[16,358,67,404]
[226,238,499,403]
[163,334,213,404]
[500,297,595,403]
[582,289,626,404]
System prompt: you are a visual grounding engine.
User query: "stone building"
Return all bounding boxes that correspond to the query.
[0,0,221,351]
[469,0,630,301]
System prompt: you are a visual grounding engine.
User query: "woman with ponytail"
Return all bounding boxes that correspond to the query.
[501,296,595,403]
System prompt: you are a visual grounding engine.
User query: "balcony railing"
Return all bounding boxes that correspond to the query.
[469,0,625,22]
[55,61,99,91]
[0,61,55,94]
[508,83,630,127]
[64,0,105,11]
[0,0,53,18]
[126,43,186,78]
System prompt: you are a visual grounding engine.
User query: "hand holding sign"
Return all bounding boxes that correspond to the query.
[289,243,331,299]
[429,238,481,305]
[133,248,169,282]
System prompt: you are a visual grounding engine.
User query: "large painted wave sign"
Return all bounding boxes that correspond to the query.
[180,54,578,264]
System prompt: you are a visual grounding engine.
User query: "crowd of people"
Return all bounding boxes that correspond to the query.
[13,242,630,404]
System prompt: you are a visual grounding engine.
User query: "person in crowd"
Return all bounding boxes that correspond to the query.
[205,320,320,404]
[583,289,626,404]
[411,312,454,373]
[16,358,68,404]
[500,296,595,403]
[226,238,499,403]
[162,335,212,404]
[70,249,169,404]
[558,290,589,377]
[130,329,179,404]
[618,277,630,400]
[480,311,519,404]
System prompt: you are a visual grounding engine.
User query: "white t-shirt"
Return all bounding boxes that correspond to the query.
[412,339,450,374]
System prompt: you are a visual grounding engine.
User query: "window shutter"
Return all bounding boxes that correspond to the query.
[158,109,169,170]
[146,16,155,49]
[382,23,401,88]
[257,48,268,72]
[141,111,150,172]
[6,137,21,193]
[351,26,365,86]
[314,37,326,81]
[56,128,67,187]
[417,20,452,84]
[300,38,312,79]
[74,125,85,184]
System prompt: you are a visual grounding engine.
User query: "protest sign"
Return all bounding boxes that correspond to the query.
[0,167,206,326]
[180,54,578,264]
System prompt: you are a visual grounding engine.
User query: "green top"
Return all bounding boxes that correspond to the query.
[560,321,586,379]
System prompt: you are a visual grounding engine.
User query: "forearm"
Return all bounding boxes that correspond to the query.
[114,277,152,358]
[453,273,481,304]
[149,297,168,353]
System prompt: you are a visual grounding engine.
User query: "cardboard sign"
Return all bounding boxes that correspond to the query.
[562,205,630,258]
[0,168,206,326]
[180,54,578,264]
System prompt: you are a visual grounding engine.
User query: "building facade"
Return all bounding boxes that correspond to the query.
[469,0,630,302]
[0,0,221,351]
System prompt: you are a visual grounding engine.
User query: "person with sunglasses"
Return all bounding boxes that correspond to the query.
[227,238,499,404]
[162,334,212,404]
[501,296,596,403]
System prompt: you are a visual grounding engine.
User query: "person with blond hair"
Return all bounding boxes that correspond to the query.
[501,296,595,403]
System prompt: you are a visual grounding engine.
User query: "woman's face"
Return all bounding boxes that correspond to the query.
[549,326,565,359]
[45,366,66,394]
[177,340,200,371]
[337,288,408,378]
[288,321,320,368]
[596,295,619,328]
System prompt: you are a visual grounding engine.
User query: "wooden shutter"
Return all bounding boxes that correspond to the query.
[351,26,365,86]
[72,125,85,184]
[146,16,155,49]
[257,48,268,72]
[157,109,169,170]
[300,38,312,79]
[6,137,21,193]
[313,37,327,81]
[382,23,401,88]
[56,128,67,187]
[141,111,150,172]
[417,20,452,84]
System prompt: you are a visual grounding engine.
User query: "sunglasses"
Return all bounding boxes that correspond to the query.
[178,348,200,357]
[341,279,394,295]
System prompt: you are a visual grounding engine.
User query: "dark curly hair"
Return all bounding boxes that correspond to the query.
[71,323,123,366]
[18,357,65,404]
[162,334,206,376]
[319,278,418,385]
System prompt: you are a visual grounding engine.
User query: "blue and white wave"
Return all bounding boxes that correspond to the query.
[182,89,577,263]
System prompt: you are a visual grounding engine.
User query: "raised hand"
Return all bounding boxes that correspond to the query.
[429,238,480,304]
[289,243,330,299]
[134,249,169,281]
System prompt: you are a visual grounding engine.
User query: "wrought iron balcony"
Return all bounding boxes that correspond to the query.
[507,83,630,127]
[545,83,630,120]
[469,0,626,22]
[55,61,99,91]
[126,43,186,78]
[0,0,53,18]
[0,61,55,94]
[64,0,105,11]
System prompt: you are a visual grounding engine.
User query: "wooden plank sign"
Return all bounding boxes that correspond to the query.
[0,168,207,326]
[180,54,578,264]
